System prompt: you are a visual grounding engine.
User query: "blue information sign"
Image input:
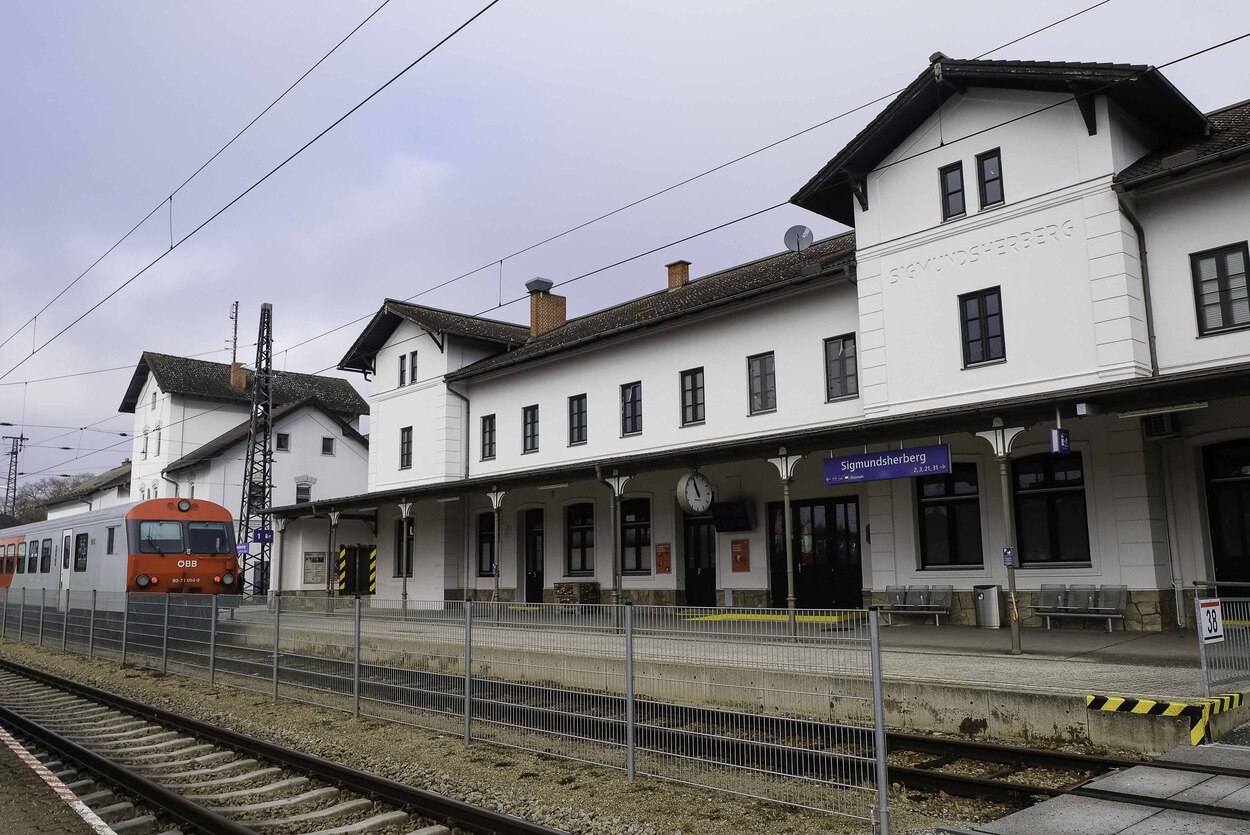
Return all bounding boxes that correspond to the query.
[236,543,250,555]
[824,444,951,484]
[1050,428,1070,454]
[252,529,274,544]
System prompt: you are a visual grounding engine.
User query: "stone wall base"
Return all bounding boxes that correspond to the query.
[868,587,1181,631]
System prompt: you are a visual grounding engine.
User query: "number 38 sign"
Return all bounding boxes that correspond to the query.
[1200,599,1225,644]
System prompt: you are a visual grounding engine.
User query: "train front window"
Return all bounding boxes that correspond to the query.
[188,522,233,554]
[138,521,183,554]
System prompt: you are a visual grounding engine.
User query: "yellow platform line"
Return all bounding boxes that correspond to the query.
[683,612,866,624]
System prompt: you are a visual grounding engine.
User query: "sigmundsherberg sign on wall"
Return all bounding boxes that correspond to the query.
[823,444,951,484]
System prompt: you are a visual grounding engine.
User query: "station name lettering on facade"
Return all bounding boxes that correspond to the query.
[889,219,1074,282]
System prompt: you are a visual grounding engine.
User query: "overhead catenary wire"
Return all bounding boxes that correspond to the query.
[0,0,396,356]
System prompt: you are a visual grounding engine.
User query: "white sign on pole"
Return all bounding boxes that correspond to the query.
[1199,598,1225,644]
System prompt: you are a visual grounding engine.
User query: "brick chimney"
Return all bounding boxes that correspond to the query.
[666,260,690,291]
[526,278,566,336]
[229,362,247,389]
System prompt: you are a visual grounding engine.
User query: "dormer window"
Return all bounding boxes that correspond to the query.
[150,391,157,410]
[977,149,1003,208]
[939,162,965,220]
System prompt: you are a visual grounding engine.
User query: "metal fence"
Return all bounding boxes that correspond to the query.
[1198,596,1250,696]
[0,590,891,832]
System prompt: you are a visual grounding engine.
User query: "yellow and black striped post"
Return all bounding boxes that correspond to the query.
[368,547,377,594]
[338,546,348,593]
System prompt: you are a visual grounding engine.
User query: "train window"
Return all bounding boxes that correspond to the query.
[16,543,25,574]
[40,539,52,573]
[74,534,88,572]
[106,527,117,555]
[63,535,71,570]
[27,542,37,574]
[5,543,12,574]
[188,522,233,554]
[138,521,183,554]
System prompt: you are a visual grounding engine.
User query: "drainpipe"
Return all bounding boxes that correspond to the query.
[446,383,471,479]
[160,469,180,498]
[1117,199,1159,377]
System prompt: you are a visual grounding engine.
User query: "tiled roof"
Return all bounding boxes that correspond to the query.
[447,233,857,381]
[120,352,368,416]
[338,301,530,374]
[1116,99,1250,186]
[44,460,132,506]
[792,57,1209,225]
[164,397,368,474]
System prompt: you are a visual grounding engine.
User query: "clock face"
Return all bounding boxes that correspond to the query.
[679,472,713,514]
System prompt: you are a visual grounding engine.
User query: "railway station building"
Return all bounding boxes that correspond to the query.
[272,57,1250,630]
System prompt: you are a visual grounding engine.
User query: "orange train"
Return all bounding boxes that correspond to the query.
[0,498,240,596]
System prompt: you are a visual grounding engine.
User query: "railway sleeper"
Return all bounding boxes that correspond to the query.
[186,775,311,803]
[304,810,412,835]
[110,815,160,835]
[208,786,342,817]
[247,798,375,831]
[163,764,283,791]
[147,754,251,780]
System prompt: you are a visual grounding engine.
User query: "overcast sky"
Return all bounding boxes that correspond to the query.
[2,0,1248,485]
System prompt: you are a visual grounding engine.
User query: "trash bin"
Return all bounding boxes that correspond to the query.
[973,584,1002,628]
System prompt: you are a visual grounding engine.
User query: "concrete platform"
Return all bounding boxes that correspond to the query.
[942,739,1250,834]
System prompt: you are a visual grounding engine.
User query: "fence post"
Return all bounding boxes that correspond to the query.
[869,609,891,835]
[62,589,70,651]
[352,597,362,719]
[625,602,636,781]
[463,601,472,745]
[38,587,46,647]
[271,595,281,702]
[88,590,97,658]
[208,595,218,685]
[120,594,130,665]
[1196,597,1212,698]
[162,593,170,674]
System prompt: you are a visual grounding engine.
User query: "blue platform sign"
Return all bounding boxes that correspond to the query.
[824,444,951,484]
[252,529,274,544]
[236,543,250,555]
[1050,428,1070,454]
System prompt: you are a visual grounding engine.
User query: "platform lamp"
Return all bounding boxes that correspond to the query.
[398,501,412,613]
[976,418,1026,656]
[767,447,805,639]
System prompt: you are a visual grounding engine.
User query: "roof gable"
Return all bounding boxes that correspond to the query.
[792,57,1211,225]
[338,301,529,374]
[120,352,368,416]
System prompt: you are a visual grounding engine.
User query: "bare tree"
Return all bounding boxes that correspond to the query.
[12,474,98,524]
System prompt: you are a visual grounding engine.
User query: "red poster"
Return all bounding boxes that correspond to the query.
[731,539,750,572]
[655,543,672,574]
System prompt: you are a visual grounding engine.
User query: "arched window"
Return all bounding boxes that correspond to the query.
[141,428,149,459]
[1012,452,1090,564]
[154,423,162,457]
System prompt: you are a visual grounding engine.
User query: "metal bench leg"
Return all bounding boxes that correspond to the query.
[1045,615,1051,630]
[1106,617,1112,633]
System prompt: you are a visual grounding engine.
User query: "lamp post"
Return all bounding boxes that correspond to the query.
[976,418,1026,656]
[486,488,506,605]
[272,516,288,601]
[767,447,804,638]
[602,470,632,608]
[398,501,412,612]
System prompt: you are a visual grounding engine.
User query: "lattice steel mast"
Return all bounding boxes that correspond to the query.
[238,303,274,597]
[2,435,27,518]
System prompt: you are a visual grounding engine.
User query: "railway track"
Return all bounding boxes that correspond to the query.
[0,659,566,835]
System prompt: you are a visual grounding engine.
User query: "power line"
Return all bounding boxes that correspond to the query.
[0,0,395,356]
[0,344,256,389]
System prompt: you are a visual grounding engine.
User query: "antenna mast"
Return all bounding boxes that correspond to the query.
[238,304,274,597]
[228,301,240,364]
[2,435,27,518]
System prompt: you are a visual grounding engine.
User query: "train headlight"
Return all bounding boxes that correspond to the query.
[136,574,151,587]
[221,572,234,586]
[177,499,191,512]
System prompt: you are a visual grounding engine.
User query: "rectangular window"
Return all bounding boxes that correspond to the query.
[141,429,148,460]
[977,149,1003,208]
[568,394,588,445]
[321,437,335,455]
[481,414,496,460]
[187,522,232,555]
[5,543,12,574]
[410,351,419,385]
[1192,243,1250,335]
[824,334,858,400]
[154,425,161,457]
[16,542,24,574]
[398,354,406,387]
[29,541,38,574]
[477,513,495,577]
[918,464,983,567]
[399,426,413,469]
[106,527,117,555]
[620,498,652,574]
[621,382,642,435]
[747,352,776,414]
[680,368,705,426]
[1013,452,1091,564]
[940,162,965,220]
[42,539,53,573]
[73,534,88,572]
[394,517,414,577]
[138,521,182,553]
[296,483,312,504]
[566,502,595,575]
[276,433,290,452]
[960,287,1005,365]
[189,483,196,499]
[151,391,157,410]
[522,405,539,453]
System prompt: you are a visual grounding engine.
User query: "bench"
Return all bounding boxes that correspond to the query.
[1029,583,1127,632]
[880,584,953,626]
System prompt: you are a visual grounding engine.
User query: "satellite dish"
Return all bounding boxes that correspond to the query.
[784,225,814,253]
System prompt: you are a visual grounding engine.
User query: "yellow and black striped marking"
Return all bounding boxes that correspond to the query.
[338,546,348,593]
[1086,692,1245,745]
[368,547,377,595]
